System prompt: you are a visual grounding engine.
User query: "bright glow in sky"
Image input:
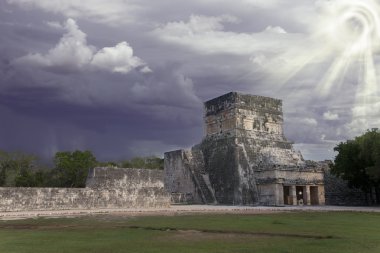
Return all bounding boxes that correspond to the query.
[316,0,380,97]
[261,0,380,134]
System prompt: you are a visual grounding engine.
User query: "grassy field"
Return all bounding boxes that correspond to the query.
[0,211,380,253]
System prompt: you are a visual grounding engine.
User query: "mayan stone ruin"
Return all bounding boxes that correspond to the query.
[0,168,171,211]
[165,92,327,206]
[0,92,366,212]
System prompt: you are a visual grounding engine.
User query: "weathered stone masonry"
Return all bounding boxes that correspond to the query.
[165,92,326,206]
[324,169,367,206]
[0,168,170,212]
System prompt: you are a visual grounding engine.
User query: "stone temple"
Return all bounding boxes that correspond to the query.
[0,92,366,212]
[164,92,326,206]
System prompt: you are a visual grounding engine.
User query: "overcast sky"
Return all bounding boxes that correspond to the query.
[1,0,379,162]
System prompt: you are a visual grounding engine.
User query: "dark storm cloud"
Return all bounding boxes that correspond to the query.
[0,29,202,161]
[1,0,378,161]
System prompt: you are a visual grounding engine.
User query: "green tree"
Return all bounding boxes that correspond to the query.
[33,170,50,187]
[119,156,164,170]
[130,157,145,168]
[0,167,6,186]
[357,130,380,181]
[96,161,118,167]
[0,150,39,187]
[14,167,35,187]
[331,129,380,204]
[54,150,97,188]
[145,156,164,170]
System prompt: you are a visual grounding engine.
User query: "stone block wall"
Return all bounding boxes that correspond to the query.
[0,167,171,212]
[0,188,91,211]
[204,92,285,139]
[164,150,202,204]
[200,137,242,204]
[204,92,282,117]
[86,167,165,189]
[257,184,282,206]
[324,171,367,206]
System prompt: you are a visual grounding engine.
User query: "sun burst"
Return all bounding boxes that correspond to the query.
[256,0,380,135]
[316,0,380,97]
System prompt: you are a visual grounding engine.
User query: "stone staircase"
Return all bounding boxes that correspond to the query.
[184,149,217,204]
[193,169,216,204]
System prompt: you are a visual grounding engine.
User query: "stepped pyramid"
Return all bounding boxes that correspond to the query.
[165,92,326,206]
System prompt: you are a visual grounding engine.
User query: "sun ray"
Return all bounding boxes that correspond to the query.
[261,0,380,133]
[262,42,332,90]
[317,45,355,96]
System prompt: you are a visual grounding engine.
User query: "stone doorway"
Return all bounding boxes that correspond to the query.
[296,186,304,205]
[310,186,319,205]
[283,186,292,205]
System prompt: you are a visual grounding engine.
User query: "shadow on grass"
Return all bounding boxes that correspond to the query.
[125,225,336,239]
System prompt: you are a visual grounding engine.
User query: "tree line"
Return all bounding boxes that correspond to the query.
[331,128,380,204]
[0,150,163,188]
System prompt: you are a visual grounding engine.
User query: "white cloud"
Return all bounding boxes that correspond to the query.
[130,72,200,108]
[154,15,301,55]
[189,0,282,9]
[293,142,336,161]
[250,54,267,66]
[7,0,140,25]
[14,19,150,74]
[343,98,380,137]
[45,21,63,29]
[264,25,287,34]
[7,0,295,26]
[178,14,239,33]
[323,111,339,120]
[242,0,281,8]
[304,118,318,126]
[154,14,238,36]
[140,66,153,73]
[91,42,148,74]
[15,19,94,70]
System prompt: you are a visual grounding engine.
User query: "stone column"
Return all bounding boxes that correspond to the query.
[318,186,325,205]
[291,185,297,205]
[275,184,284,206]
[304,186,311,205]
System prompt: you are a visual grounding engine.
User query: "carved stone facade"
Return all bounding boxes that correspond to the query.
[164,92,326,206]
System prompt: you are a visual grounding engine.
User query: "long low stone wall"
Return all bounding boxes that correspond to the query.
[0,167,171,212]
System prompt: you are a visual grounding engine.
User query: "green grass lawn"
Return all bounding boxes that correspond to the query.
[0,211,380,253]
